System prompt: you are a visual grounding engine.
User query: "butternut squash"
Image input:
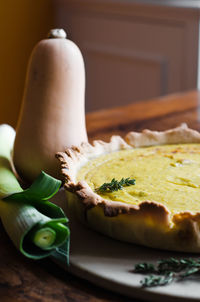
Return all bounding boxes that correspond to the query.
[13,29,88,183]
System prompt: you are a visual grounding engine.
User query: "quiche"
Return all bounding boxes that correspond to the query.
[56,124,200,253]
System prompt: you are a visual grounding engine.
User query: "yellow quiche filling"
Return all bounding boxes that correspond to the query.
[77,144,200,215]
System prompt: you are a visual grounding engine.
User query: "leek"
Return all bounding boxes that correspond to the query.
[32,227,56,249]
[0,125,22,198]
[0,124,70,261]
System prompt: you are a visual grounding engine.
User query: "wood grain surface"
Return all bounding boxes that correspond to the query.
[0,90,199,302]
[86,90,200,142]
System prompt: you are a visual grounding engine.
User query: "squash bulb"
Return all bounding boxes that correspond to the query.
[13,29,88,183]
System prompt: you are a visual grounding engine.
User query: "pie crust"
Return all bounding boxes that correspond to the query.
[56,124,200,253]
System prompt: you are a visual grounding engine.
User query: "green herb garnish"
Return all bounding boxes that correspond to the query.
[97,177,136,193]
[133,257,200,287]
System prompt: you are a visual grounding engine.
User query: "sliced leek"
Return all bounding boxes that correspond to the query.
[32,227,56,249]
[0,124,70,261]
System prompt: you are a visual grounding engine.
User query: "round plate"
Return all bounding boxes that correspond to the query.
[52,190,200,302]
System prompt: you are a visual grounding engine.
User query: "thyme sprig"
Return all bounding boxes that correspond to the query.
[97,177,136,193]
[133,258,200,287]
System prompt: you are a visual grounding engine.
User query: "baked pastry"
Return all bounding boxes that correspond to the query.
[56,124,200,253]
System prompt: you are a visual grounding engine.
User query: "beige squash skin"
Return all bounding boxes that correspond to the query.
[13,32,88,182]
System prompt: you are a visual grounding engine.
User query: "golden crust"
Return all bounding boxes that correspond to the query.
[56,124,200,252]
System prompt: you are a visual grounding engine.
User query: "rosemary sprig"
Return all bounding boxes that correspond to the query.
[133,257,200,287]
[141,272,174,287]
[97,177,136,193]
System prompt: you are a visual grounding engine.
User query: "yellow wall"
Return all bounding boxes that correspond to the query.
[0,0,54,127]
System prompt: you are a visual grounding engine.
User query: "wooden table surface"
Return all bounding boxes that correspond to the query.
[1,90,200,302]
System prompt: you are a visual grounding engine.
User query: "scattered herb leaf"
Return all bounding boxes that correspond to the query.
[133,258,200,287]
[97,177,136,193]
[141,272,174,287]
[135,262,156,274]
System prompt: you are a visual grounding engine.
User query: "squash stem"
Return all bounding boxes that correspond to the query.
[47,29,67,39]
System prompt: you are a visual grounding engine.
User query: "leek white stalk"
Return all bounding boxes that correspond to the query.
[0,125,22,198]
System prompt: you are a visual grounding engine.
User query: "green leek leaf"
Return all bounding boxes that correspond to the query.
[3,171,61,203]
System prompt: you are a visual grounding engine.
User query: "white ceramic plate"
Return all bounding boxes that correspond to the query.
[52,190,200,302]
